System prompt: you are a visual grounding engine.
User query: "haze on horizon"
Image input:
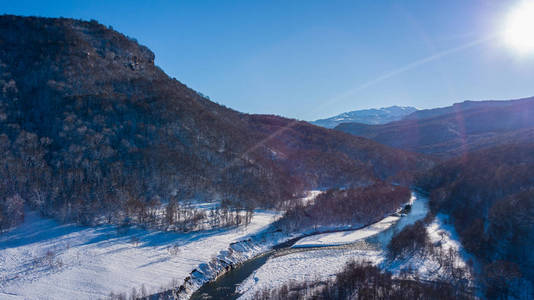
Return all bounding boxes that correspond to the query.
[2,0,534,120]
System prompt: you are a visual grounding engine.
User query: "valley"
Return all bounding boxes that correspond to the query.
[0,9,533,300]
[194,192,427,300]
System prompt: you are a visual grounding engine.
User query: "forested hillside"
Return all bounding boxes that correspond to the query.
[0,15,430,230]
[416,143,534,298]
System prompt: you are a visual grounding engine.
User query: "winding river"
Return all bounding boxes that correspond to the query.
[191,192,429,300]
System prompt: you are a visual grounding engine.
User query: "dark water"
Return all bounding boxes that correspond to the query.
[190,252,272,300]
[191,192,429,300]
[190,237,301,300]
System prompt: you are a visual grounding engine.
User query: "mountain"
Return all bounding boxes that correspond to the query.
[403,99,523,121]
[0,15,431,229]
[312,106,417,128]
[335,97,534,157]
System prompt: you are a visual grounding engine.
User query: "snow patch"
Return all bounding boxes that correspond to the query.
[292,216,399,248]
[237,246,383,299]
[385,215,474,282]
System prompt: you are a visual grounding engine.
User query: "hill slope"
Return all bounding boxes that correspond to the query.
[416,143,534,298]
[312,106,417,128]
[336,97,534,157]
[0,15,430,228]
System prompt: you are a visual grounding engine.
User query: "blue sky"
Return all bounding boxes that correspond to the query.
[2,0,534,120]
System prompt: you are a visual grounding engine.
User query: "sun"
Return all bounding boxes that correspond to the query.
[503,1,534,54]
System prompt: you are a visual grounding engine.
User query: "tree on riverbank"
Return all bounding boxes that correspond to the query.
[275,183,410,232]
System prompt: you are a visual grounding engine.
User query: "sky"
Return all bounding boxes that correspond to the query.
[2,0,534,120]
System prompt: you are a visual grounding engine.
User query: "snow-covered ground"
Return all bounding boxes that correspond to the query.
[0,210,280,299]
[386,215,473,281]
[1,191,463,300]
[292,216,399,248]
[300,190,322,206]
[237,213,472,299]
[237,244,383,299]
[236,214,402,298]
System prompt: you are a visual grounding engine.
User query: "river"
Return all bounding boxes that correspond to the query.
[191,192,429,300]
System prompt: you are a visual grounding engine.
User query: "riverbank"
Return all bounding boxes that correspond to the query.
[176,192,421,300]
[291,216,400,248]
[235,193,427,299]
[237,197,476,300]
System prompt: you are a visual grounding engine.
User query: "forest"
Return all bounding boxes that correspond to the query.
[275,183,410,232]
[416,142,534,298]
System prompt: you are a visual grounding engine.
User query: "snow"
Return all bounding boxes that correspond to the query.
[292,216,400,248]
[427,217,464,255]
[237,201,475,299]
[385,215,473,281]
[0,192,443,299]
[237,245,383,299]
[298,190,322,206]
[236,212,403,298]
[0,209,280,299]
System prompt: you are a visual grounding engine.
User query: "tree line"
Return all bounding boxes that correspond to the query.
[275,183,411,232]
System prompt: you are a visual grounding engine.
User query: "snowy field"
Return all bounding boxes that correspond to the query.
[0,210,280,299]
[237,245,383,299]
[292,215,400,248]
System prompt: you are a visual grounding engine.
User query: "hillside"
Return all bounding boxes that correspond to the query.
[403,99,526,121]
[336,97,534,157]
[312,106,417,128]
[416,143,534,298]
[0,15,430,229]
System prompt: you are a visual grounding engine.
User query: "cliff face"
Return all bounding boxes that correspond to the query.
[0,15,430,227]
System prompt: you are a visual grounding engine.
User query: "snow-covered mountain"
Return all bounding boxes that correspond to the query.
[312,106,418,128]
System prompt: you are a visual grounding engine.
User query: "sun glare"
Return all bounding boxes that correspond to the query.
[503,1,534,54]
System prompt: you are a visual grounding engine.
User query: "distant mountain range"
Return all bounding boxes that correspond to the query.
[312,106,418,128]
[336,97,534,157]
